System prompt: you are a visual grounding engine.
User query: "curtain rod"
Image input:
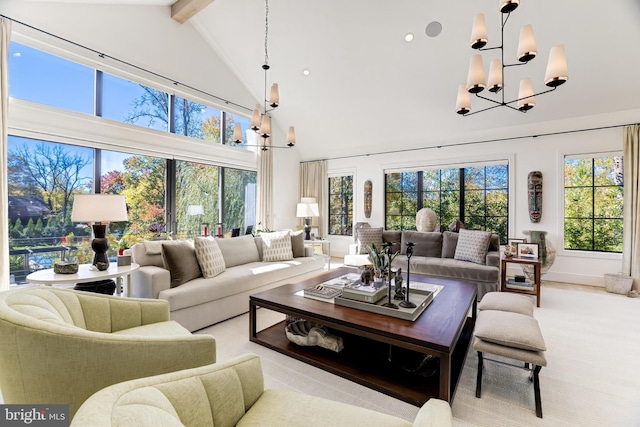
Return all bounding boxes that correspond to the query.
[305,121,640,163]
[0,14,253,114]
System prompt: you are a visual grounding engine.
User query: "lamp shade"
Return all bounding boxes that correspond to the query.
[517,24,537,62]
[260,114,271,138]
[269,83,279,108]
[71,194,128,222]
[487,59,503,93]
[233,123,243,143]
[456,83,471,115]
[470,13,488,49]
[296,197,320,217]
[287,126,296,147]
[544,44,568,87]
[517,78,536,111]
[466,54,486,93]
[250,104,261,131]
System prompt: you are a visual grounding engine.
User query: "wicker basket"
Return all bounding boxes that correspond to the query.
[604,273,633,295]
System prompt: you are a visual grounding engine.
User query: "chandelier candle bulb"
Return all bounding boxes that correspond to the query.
[517,78,536,111]
[544,44,569,87]
[467,54,486,93]
[287,126,296,146]
[456,83,471,114]
[470,13,488,49]
[517,24,537,62]
[260,114,271,138]
[487,59,503,93]
[250,104,262,131]
[233,123,242,143]
[269,83,279,108]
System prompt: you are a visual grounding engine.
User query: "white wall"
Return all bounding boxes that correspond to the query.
[326,125,624,287]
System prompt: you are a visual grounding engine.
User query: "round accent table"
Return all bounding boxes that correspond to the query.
[26,263,140,297]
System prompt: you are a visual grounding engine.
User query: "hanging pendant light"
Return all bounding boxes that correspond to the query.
[517,78,536,111]
[487,59,503,93]
[544,45,569,87]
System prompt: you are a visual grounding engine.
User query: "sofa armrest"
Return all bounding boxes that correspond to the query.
[413,399,453,427]
[348,243,359,255]
[131,266,171,299]
[486,251,501,268]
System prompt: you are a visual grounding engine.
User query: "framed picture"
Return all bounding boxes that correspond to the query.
[508,238,525,247]
[517,242,539,259]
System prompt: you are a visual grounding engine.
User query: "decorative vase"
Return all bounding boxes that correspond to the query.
[522,230,556,280]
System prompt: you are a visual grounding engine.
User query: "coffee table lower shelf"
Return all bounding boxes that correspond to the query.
[250,317,474,406]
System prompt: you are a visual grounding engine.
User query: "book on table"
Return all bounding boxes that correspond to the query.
[341,284,388,303]
[303,285,342,299]
[506,278,534,291]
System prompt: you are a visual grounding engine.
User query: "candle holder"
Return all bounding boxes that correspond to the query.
[381,242,398,309]
[201,222,210,237]
[400,242,417,308]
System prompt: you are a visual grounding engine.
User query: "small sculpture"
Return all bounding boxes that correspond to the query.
[394,268,405,300]
[285,320,344,352]
[416,208,437,232]
[528,171,543,223]
[360,268,373,285]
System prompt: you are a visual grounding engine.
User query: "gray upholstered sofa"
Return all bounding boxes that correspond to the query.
[346,229,501,300]
[131,232,324,332]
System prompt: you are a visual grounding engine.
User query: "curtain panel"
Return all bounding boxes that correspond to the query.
[299,160,327,238]
[0,19,11,291]
[623,125,640,291]
[256,149,273,231]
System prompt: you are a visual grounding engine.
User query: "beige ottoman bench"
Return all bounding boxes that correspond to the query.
[474,292,547,418]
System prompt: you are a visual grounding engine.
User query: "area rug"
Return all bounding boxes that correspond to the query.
[196,286,640,426]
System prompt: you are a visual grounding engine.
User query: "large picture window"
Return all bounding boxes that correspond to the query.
[328,175,353,236]
[564,154,623,252]
[385,163,509,243]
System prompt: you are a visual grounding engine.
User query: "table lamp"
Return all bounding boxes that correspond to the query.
[296,197,320,240]
[71,194,128,270]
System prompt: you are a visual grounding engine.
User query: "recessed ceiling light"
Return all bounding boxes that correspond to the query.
[302,69,310,76]
[425,21,443,38]
[404,33,414,42]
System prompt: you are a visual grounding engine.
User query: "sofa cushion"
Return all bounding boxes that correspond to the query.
[441,231,458,258]
[357,227,384,254]
[475,310,546,352]
[290,230,305,258]
[400,231,442,257]
[216,235,261,268]
[194,237,226,278]
[260,231,294,261]
[161,241,202,288]
[454,229,491,265]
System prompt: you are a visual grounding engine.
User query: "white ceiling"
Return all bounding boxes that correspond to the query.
[187,0,640,161]
[20,0,640,161]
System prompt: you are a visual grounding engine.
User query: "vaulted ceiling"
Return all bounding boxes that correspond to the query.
[19,0,640,161]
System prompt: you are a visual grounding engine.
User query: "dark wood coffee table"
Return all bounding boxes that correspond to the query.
[249,267,476,405]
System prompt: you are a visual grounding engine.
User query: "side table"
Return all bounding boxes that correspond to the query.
[26,263,140,297]
[304,239,331,269]
[500,256,541,307]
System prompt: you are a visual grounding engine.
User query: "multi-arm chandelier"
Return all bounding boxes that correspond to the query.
[233,0,296,150]
[455,0,568,116]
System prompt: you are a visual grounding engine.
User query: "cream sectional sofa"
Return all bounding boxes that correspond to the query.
[131,233,324,332]
[72,353,453,427]
[345,229,501,300]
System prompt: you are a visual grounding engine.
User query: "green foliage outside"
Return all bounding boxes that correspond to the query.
[564,156,623,252]
[329,176,353,236]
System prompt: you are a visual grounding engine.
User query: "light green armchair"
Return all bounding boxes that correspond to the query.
[0,286,216,418]
[71,353,453,427]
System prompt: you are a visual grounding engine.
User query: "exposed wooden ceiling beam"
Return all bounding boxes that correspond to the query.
[171,0,214,24]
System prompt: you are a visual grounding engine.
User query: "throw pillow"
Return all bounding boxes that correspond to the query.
[161,241,202,288]
[357,227,383,254]
[290,230,305,258]
[475,310,546,352]
[261,231,294,261]
[194,237,226,278]
[441,231,459,258]
[453,229,492,265]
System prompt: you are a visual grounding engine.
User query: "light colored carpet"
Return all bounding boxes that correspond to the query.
[197,286,640,427]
